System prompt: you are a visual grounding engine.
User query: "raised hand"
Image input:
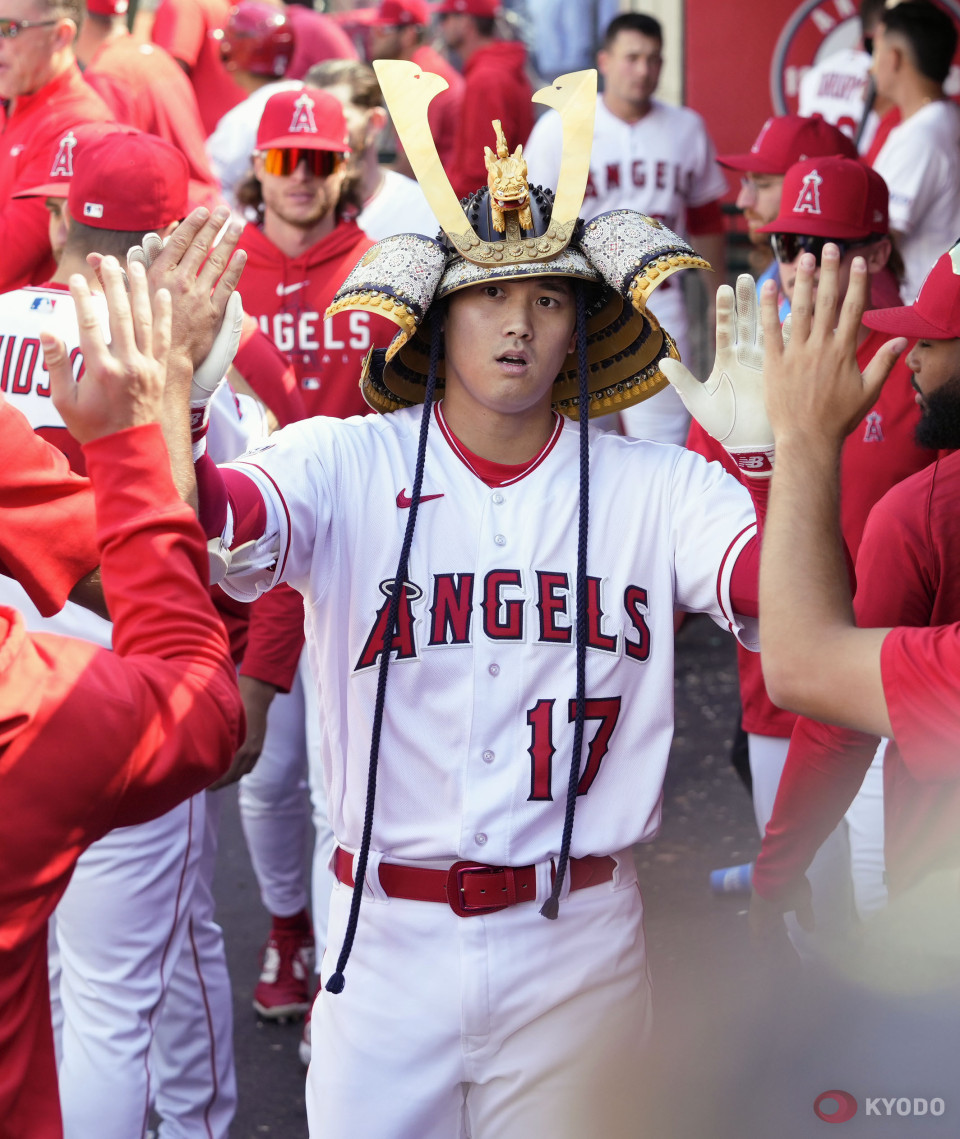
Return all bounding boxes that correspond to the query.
[760,245,906,450]
[43,258,171,445]
[661,274,775,478]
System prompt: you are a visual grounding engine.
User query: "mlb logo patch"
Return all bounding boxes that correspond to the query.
[83,202,104,219]
[30,296,56,312]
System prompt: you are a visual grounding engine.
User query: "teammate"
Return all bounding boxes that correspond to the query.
[343,0,464,171]
[151,0,244,135]
[435,0,533,200]
[0,258,244,1139]
[752,241,960,942]
[717,113,857,313]
[174,63,765,1137]
[74,0,222,210]
[681,154,936,943]
[0,135,251,1139]
[305,58,438,240]
[870,0,960,302]
[0,0,113,291]
[524,12,727,444]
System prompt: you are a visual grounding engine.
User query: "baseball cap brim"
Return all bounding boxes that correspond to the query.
[756,217,871,240]
[257,133,352,152]
[716,152,788,175]
[11,181,68,200]
[862,305,954,339]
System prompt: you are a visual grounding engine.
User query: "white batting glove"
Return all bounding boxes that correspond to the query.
[127,234,245,444]
[661,275,775,479]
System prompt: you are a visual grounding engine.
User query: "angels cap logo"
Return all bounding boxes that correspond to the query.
[289,92,319,135]
[50,131,77,179]
[794,168,823,215]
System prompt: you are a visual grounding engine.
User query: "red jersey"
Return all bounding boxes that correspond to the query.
[0,425,242,1139]
[687,329,934,737]
[755,452,960,903]
[448,41,534,200]
[151,0,244,136]
[236,219,393,420]
[410,43,465,168]
[0,64,114,291]
[83,32,222,209]
[0,396,95,616]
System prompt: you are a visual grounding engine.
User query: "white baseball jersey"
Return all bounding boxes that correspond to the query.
[219,404,758,866]
[873,101,960,302]
[524,97,728,348]
[798,48,879,155]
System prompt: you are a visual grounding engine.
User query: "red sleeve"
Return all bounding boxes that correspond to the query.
[81,423,244,823]
[685,199,724,236]
[83,71,138,126]
[0,190,56,293]
[0,397,97,616]
[239,583,306,691]
[196,456,267,544]
[151,0,205,69]
[234,321,306,427]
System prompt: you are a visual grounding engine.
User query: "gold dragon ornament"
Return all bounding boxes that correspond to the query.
[484,121,534,237]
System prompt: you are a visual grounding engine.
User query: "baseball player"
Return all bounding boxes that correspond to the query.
[870,1,960,302]
[523,11,727,445]
[0,0,113,291]
[0,259,243,1139]
[0,134,253,1138]
[172,63,768,1137]
[683,155,937,942]
[752,241,960,943]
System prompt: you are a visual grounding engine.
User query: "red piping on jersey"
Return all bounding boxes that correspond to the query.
[434,402,564,488]
[717,522,758,631]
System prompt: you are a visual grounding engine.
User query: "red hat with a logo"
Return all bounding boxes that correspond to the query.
[256,86,351,151]
[718,114,858,175]
[435,0,499,16]
[85,0,129,14]
[12,121,121,200]
[758,155,888,241]
[68,131,189,231]
[346,0,431,27]
[864,242,960,339]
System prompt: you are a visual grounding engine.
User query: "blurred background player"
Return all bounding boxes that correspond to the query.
[718,113,857,315]
[435,0,533,200]
[0,0,112,291]
[305,57,437,239]
[74,0,223,210]
[525,11,727,445]
[870,0,960,302]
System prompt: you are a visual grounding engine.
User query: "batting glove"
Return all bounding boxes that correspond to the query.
[661,274,775,479]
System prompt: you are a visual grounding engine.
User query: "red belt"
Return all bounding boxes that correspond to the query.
[333,847,617,918]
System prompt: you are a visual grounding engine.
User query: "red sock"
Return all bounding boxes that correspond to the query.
[272,908,312,935]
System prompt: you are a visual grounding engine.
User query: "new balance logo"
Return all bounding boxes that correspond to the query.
[396,489,444,508]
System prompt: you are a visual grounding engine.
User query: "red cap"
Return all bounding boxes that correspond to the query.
[347,0,431,27]
[718,114,857,175]
[85,0,129,14]
[758,156,888,241]
[11,121,122,200]
[864,243,960,339]
[68,131,189,231]
[435,0,499,15]
[256,86,351,151]
[217,2,295,78]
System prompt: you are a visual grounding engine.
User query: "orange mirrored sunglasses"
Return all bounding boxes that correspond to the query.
[262,148,344,177]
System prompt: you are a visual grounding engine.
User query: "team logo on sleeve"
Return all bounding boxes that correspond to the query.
[50,130,77,179]
[793,169,823,215]
[289,92,319,135]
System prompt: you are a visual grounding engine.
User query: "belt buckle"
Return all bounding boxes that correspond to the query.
[446,861,511,918]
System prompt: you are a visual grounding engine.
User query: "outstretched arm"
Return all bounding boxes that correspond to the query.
[758,245,902,736]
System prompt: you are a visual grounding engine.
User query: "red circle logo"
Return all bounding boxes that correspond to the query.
[814,1090,859,1123]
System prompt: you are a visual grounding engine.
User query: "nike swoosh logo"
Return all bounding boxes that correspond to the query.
[276,281,309,296]
[396,489,444,508]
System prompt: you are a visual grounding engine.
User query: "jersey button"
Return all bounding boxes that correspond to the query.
[492,492,504,504]
[475,833,488,845]
[494,534,506,546]
[482,749,495,763]
[488,663,500,676]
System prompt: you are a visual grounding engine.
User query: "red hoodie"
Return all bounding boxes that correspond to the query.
[448,40,534,200]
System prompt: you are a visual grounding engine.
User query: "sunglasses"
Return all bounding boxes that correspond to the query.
[0,16,57,37]
[770,232,877,265]
[262,148,343,178]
